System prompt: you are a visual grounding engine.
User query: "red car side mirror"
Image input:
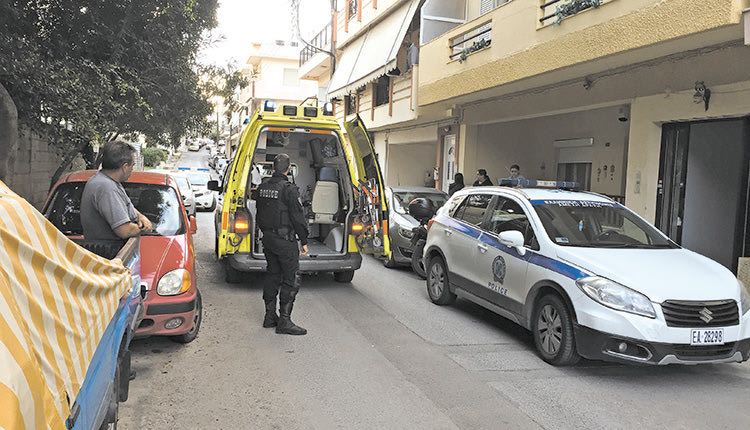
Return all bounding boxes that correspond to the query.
[189,215,197,234]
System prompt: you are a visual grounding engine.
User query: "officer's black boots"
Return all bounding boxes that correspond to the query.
[262,300,278,328]
[276,302,307,335]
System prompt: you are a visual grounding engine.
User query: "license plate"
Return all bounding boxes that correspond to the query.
[690,329,725,345]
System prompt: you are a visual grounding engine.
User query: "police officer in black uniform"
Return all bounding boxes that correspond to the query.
[256,153,309,335]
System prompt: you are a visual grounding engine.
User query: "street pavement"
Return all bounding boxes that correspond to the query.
[119,149,750,429]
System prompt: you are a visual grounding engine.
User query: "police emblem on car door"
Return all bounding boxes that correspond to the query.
[475,196,532,314]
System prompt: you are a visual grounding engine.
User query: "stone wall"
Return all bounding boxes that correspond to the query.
[1,83,85,209]
[7,132,85,208]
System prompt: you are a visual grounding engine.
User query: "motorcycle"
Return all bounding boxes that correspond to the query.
[407,198,436,279]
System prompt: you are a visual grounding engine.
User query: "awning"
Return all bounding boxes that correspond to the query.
[328,0,420,100]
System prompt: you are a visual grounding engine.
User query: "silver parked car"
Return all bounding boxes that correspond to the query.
[383,186,448,268]
[171,173,196,217]
[181,168,217,211]
[153,170,195,217]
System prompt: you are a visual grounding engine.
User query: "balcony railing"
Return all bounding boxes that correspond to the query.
[539,0,602,26]
[449,24,492,62]
[348,0,358,20]
[299,23,332,67]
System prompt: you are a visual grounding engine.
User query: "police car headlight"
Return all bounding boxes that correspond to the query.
[576,276,656,319]
[398,225,414,239]
[157,269,191,296]
[740,280,750,316]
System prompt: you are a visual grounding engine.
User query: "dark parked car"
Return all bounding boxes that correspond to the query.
[382,186,448,268]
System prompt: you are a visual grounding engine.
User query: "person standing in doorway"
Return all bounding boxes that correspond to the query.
[507,164,526,181]
[256,153,309,335]
[449,173,465,196]
[473,169,493,186]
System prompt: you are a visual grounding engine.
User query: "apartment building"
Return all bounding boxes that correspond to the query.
[302,0,449,188]
[231,40,319,156]
[419,0,750,271]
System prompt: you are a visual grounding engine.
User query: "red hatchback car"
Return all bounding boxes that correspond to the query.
[43,170,202,343]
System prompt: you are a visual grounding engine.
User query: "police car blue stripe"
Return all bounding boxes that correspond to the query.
[527,253,589,279]
[437,214,482,239]
[434,214,589,280]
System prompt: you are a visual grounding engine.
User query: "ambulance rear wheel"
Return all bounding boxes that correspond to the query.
[334,270,354,283]
[223,260,244,283]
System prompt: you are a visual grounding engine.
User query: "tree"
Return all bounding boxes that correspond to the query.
[0,0,219,188]
[199,64,250,122]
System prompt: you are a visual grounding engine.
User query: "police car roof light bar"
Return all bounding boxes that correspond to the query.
[499,178,580,190]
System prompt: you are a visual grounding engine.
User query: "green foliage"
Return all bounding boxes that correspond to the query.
[142,147,169,167]
[554,0,602,26]
[0,0,219,169]
[199,64,250,122]
[459,38,491,64]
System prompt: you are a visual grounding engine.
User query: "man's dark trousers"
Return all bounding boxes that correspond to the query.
[262,232,300,311]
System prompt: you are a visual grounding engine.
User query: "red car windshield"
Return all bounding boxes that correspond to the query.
[44,182,186,236]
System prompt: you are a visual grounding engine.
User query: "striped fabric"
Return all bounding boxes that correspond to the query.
[0,180,131,430]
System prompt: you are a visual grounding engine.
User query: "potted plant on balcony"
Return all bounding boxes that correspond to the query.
[554,0,601,26]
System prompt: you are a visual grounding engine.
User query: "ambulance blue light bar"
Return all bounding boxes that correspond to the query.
[499,179,580,190]
[177,167,210,172]
[263,100,276,112]
[322,102,334,116]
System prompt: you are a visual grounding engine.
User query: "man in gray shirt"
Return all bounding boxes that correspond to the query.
[81,140,152,240]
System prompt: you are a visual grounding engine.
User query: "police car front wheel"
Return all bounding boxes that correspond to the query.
[427,256,456,305]
[532,294,580,366]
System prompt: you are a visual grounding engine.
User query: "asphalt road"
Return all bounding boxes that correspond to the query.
[120,149,750,429]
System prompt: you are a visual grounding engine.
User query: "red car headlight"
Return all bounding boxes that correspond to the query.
[157,269,191,295]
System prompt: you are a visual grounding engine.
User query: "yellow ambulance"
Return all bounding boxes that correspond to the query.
[209,101,390,283]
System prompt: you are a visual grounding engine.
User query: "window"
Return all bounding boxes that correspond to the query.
[488,196,537,248]
[348,0,358,19]
[453,193,491,226]
[533,201,675,248]
[557,162,591,190]
[283,68,299,87]
[373,76,390,107]
[345,93,357,116]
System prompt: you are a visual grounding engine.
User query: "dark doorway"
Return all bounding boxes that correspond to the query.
[656,118,750,271]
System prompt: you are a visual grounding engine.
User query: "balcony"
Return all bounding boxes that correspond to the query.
[419,0,748,107]
[299,23,333,80]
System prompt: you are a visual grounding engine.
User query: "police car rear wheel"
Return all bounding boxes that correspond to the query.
[427,256,456,305]
[532,294,580,366]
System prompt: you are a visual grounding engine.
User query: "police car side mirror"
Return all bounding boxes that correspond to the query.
[498,230,526,256]
[207,180,221,192]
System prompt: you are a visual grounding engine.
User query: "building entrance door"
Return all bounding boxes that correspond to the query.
[657,119,750,271]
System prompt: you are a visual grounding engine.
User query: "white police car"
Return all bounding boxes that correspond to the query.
[422,179,750,365]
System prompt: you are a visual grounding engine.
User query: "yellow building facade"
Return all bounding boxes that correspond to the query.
[419,0,750,271]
